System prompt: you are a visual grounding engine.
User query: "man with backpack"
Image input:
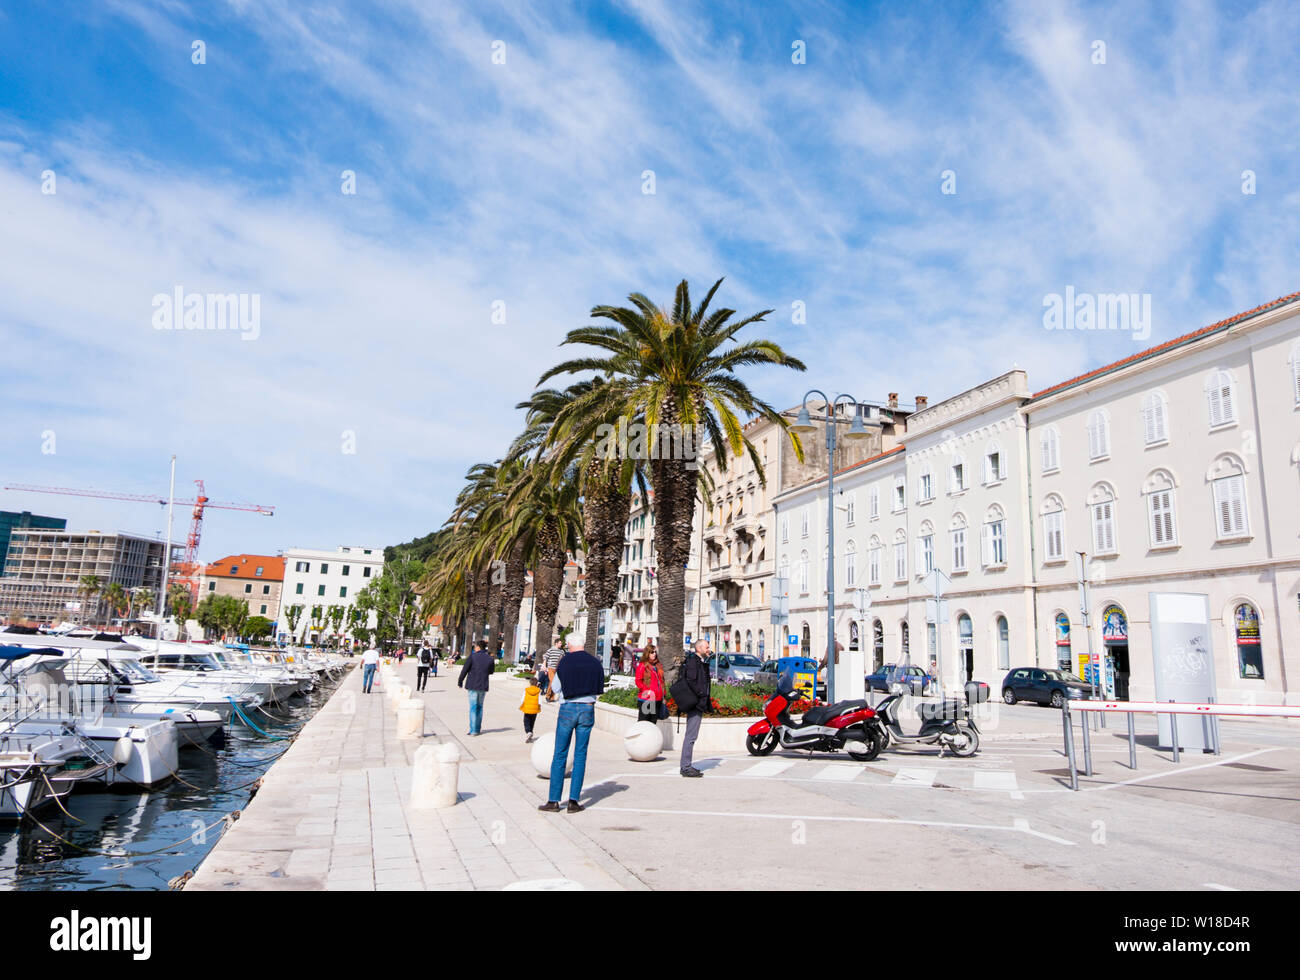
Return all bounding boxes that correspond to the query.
[416,643,433,691]
[672,639,713,778]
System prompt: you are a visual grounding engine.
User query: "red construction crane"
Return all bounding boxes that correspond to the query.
[3,481,275,600]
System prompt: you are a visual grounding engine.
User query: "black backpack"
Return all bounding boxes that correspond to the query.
[419,648,432,665]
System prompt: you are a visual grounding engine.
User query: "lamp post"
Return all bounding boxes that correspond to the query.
[790,392,881,703]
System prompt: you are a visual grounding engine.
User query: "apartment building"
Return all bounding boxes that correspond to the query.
[0,528,173,624]
[199,554,286,622]
[280,545,384,644]
[0,510,66,568]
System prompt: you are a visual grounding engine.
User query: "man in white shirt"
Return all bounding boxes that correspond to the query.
[360,646,380,694]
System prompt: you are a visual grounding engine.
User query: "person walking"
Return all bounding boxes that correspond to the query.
[458,640,495,736]
[360,645,380,694]
[415,643,433,692]
[519,678,541,743]
[635,646,666,722]
[543,634,565,701]
[430,647,440,677]
[678,639,712,777]
[538,636,604,813]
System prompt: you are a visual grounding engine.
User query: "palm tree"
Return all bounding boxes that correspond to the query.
[78,574,103,626]
[103,582,129,631]
[540,278,806,682]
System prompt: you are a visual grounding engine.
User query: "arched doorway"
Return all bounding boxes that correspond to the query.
[872,619,884,671]
[849,621,860,651]
[1101,604,1130,700]
[1234,603,1263,679]
[996,616,1010,673]
[1054,612,1072,670]
[801,622,811,656]
[957,613,974,682]
[900,621,910,663]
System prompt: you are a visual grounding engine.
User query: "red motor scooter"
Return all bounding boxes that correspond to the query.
[745,677,884,760]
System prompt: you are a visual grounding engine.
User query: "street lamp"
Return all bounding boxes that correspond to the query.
[792,391,881,703]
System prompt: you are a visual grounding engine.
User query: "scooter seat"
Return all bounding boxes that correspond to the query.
[917,699,965,722]
[802,700,867,726]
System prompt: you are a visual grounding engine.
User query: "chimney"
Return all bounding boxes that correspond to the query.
[888,393,898,409]
[915,395,928,411]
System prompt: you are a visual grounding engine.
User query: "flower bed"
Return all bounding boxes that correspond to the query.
[599,679,816,718]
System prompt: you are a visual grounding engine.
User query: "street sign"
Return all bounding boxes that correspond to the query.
[710,599,726,626]
[924,598,949,624]
[923,568,950,598]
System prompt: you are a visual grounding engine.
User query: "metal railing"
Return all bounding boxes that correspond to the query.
[1060,698,1300,791]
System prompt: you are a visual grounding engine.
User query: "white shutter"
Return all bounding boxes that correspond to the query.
[983,454,992,484]
[1293,354,1300,404]
[1214,475,1247,536]
[1208,372,1234,426]
[1041,435,1051,472]
[981,524,992,566]
[914,537,925,574]
[1149,490,1175,546]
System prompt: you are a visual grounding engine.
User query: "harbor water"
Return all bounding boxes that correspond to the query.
[0,674,345,891]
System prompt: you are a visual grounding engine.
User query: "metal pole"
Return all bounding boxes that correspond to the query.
[1208,696,1221,755]
[1168,702,1180,764]
[825,403,836,705]
[1080,707,1093,776]
[1127,711,1137,770]
[1062,702,1078,791]
[155,455,176,651]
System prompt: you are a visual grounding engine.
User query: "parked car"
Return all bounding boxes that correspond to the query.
[866,663,935,695]
[706,652,763,683]
[1001,667,1094,707]
[756,656,825,699]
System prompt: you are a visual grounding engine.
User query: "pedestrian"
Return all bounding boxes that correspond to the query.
[543,634,565,702]
[519,678,541,743]
[538,635,604,813]
[635,646,665,722]
[360,645,380,694]
[676,639,712,778]
[457,640,495,736]
[416,643,433,691]
[430,647,440,677]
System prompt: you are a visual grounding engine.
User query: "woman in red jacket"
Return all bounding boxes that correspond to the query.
[635,644,666,720]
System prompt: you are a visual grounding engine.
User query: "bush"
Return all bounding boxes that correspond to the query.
[598,681,814,718]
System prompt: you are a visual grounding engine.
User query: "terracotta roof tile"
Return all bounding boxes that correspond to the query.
[201,554,286,581]
[1031,291,1300,400]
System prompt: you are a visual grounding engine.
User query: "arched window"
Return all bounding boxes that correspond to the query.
[801,622,811,655]
[893,529,907,581]
[1087,410,1110,460]
[868,535,882,584]
[984,441,1004,484]
[868,485,880,520]
[957,613,973,661]
[950,453,967,492]
[917,464,934,502]
[1040,493,1065,561]
[981,504,1007,567]
[996,615,1010,670]
[845,491,856,525]
[1235,603,1263,678]
[798,550,809,593]
[900,620,910,660]
[758,629,766,659]
[779,557,790,593]
[745,630,753,655]
[950,513,968,572]
[849,621,860,651]
[872,619,884,670]
[1054,612,1072,669]
[1141,391,1169,445]
[917,521,934,575]
[1205,369,1237,427]
[1142,469,1178,547]
[1040,427,1060,473]
[845,539,857,586]
[1208,454,1250,538]
[800,508,810,537]
[1088,483,1118,554]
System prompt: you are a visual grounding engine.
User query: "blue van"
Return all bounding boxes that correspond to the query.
[756,656,825,699]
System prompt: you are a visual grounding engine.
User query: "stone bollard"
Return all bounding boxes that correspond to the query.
[396,698,424,739]
[411,742,461,809]
[393,683,412,707]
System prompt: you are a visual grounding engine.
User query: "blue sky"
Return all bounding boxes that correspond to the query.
[2,0,1297,562]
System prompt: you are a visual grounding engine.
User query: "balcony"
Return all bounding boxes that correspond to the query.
[708,562,738,587]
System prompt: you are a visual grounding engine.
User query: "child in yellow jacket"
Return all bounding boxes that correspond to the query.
[520,683,541,743]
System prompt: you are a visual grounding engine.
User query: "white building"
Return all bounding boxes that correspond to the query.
[773,291,1300,705]
[279,545,385,645]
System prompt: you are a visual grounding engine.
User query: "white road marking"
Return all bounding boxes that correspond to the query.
[597,805,1076,845]
[973,770,1019,791]
[892,768,937,787]
[1204,883,1238,891]
[738,760,796,778]
[1078,748,1282,793]
[812,765,863,781]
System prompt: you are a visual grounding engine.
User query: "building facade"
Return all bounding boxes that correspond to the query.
[199,554,286,622]
[279,545,385,645]
[0,528,173,625]
[0,510,66,568]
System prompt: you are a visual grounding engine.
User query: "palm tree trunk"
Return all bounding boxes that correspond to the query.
[582,465,632,656]
[499,540,527,662]
[468,566,489,645]
[651,402,699,689]
[532,524,567,653]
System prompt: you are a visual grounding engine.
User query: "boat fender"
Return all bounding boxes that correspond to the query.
[113,736,134,765]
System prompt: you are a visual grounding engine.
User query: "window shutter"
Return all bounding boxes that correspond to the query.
[1143,398,1156,444]
[1294,355,1300,403]
[981,524,992,566]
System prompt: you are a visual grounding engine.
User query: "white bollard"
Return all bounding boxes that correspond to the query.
[412,742,461,809]
[624,720,664,761]
[396,699,424,739]
[393,683,412,707]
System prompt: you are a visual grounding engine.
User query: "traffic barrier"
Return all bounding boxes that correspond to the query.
[1060,699,1300,791]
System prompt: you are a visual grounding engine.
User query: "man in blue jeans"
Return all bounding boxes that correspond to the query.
[539,636,604,813]
[360,646,380,693]
[457,640,495,736]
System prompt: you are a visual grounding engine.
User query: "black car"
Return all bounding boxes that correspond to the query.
[1001,667,1093,707]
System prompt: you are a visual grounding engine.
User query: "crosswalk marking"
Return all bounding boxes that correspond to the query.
[892,768,937,787]
[738,760,796,778]
[812,765,863,781]
[973,770,1019,791]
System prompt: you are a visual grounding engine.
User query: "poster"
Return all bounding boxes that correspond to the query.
[1149,592,1216,751]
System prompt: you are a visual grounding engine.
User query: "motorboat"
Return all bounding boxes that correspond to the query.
[135,640,300,704]
[0,728,116,820]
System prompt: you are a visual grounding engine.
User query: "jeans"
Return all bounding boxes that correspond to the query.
[467,690,486,734]
[680,711,703,771]
[416,666,429,691]
[548,702,595,803]
[523,713,537,734]
[362,663,377,693]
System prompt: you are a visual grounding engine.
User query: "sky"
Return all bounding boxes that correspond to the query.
[1,0,1297,563]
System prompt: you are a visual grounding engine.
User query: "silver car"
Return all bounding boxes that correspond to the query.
[707,653,763,683]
